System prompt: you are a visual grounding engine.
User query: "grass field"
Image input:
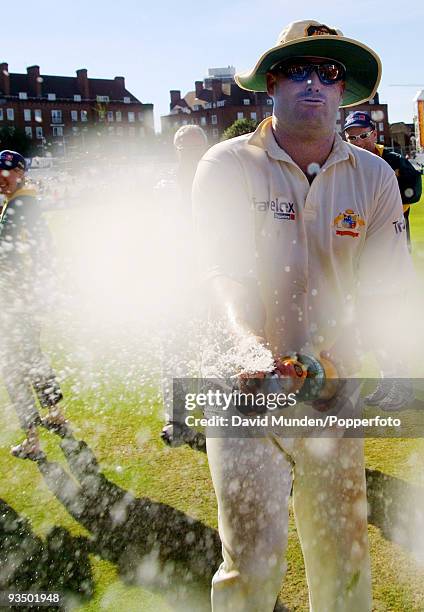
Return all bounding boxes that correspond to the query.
[1,179,424,611]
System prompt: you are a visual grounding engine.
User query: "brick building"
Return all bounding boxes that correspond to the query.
[389,122,416,155]
[162,67,390,146]
[0,63,154,155]
[161,67,274,142]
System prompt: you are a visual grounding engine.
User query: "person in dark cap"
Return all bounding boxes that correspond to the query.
[343,114,419,409]
[344,111,422,248]
[0,150,68,460]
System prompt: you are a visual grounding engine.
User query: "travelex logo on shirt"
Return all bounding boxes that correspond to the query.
[253,196,296,221]
[333,209,365,237]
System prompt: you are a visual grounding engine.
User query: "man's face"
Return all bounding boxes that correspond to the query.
[344,126,377,152]
[0,168,24,196]
[266,56,345,134]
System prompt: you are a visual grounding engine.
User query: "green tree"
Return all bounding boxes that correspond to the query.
[222,118,258,141]
[0,126,33,156]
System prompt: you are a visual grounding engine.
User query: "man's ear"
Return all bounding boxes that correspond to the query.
[339,80,346,104]
[266,72,277,97]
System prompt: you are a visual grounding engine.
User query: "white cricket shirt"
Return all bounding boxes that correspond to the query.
[193,117,413,356]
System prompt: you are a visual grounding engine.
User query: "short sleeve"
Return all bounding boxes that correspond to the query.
[192,148,258,283]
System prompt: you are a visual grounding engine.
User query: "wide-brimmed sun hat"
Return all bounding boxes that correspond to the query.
[235,19,382,107]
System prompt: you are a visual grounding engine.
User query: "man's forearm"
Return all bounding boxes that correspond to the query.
[210,276,266,342]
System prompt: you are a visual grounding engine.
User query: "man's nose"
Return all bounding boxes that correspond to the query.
[306,69,322,91]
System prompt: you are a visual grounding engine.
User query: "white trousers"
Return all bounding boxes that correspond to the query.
[207,434,371,612]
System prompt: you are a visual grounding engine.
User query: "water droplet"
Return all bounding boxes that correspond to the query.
[307,162,321,176]
[371,110,384,122]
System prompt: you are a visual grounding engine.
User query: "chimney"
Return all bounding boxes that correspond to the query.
[27,65,42,98]
[170,90,181,108]
[0,62,10,95]
[211,79,222,101]
[76,68,89,99]
[114,76,125,99]
[195,80,204,99]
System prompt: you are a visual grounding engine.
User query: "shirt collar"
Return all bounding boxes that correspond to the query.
[8,187,37,201]
[0,187,37,220]
[248,116,356,169]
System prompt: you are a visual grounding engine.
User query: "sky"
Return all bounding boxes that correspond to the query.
[3,0,424,132]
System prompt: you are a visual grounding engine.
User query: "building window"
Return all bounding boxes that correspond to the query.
[264,111,271,118]
[47,93,56,101]
[7,108,14,121]
[52,126,63,137]
[0,109,3,121]
[138,112,144,122]
[123,97,130,104]
[116,111,122,122]
[71,110,78,122]
[128,112,135,123]
[129,126,136,137]
[74,94,82,102]
[34,109,42,123]
[81,110,88,122]
[25,126,33,138]
[24,109,31,122]
[139,127,145,137]
[200,116,207,126]
[116,126,124,136]
[96,95,109,102]
[217,100,225,107]
[243,99,251,105]
[35,126,43,139]
[266,98,273,105]
[72,127,79,135]
[108,126,115,135]
[211,115,218,125]
[379,135,385,143]
[212,128,219,137]
[250,112,257,121]
[379,122,384,132]
[237,112,244,120]
[205,103,212,109]
[19,92,28,100]
[51,110,62,123]
[107,111,114,122]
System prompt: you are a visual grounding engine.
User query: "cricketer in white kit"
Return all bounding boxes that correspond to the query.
[193,19,414,612]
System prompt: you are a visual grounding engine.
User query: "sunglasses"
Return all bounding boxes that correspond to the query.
[345,130,374,141]
[272,60,346,85]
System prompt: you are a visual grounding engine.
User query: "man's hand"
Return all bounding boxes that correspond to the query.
[325,333,362,377]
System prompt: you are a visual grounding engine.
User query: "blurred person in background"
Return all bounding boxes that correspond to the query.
[160,125,208,450]
[0,150,68,460]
